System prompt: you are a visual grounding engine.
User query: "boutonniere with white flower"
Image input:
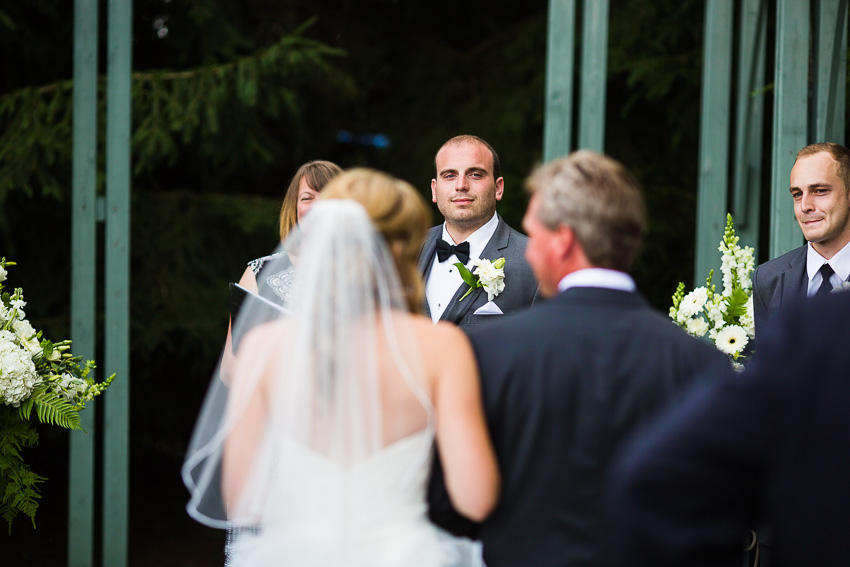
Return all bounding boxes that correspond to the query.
[831,281,850,293]
[669,214,755,369]
[454,257,506,302]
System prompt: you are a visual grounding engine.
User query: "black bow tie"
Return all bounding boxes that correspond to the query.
[436,239,470,264]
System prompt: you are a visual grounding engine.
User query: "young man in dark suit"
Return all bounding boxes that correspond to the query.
[418,135,538,329]
[752,142,850,338]
[429,150,729,567]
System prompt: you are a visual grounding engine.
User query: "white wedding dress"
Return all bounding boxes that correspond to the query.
[228,430,476,567]
[184,201,481,567]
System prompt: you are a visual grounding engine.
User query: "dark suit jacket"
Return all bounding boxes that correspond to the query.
[607,291,850,567]
[752,244,807,340]
[417,216,539,329]
[429,286,729,567]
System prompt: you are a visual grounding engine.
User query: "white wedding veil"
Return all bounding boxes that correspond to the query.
[182,199,435,537]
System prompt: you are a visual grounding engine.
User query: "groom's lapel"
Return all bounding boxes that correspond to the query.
[439,217,510,324]
[419,227,442,319]
[777,246,807,310]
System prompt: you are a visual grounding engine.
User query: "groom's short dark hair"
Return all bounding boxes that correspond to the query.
[795,142,850,191]
[433,135,501,180]
[525,150,647,272]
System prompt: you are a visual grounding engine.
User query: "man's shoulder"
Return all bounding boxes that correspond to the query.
[755,244,806,275]
[495,216,529,245]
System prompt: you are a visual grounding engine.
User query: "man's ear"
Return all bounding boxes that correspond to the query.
[554,224,575,260]
[494,177,505,201]
[431,179,437,203]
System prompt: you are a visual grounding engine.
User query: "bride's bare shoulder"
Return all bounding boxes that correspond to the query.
[405,314,472,357]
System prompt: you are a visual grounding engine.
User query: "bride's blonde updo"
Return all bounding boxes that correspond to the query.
[319,168,431,313]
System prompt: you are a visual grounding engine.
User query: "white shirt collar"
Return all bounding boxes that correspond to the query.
[557,268,636,293]
[440,212,499,264]
[806,240,850,282]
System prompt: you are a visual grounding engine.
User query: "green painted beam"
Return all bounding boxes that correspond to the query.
[732,0,767,257]
[103,0,132,565]
[544,0,577,161]
[813,0,847,144]
[695,0,734,283]
[578,0,609,152]
[770,0,810,259]
[69,0,98,565]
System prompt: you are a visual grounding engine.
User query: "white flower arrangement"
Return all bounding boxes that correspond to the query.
[669,214,755,367]
[455,257,506,302]
[831,281,850,293]
[0,257,115,530]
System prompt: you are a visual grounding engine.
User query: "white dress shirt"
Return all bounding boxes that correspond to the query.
[557,268,636,293]
[806,241,850,296]
[425,213,499,323]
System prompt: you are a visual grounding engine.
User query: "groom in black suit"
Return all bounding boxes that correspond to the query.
[432,151,729,567]
[752,142,850,338]
[418,135,538,328]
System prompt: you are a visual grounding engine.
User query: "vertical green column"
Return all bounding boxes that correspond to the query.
[103,0,132,565]
[695,0,734,283]
[813,0,847,144]
[544,0,577,161]
[732,0,767,256]
[770,0,810,259]
[69,0,98,565]
[578,0,609,152]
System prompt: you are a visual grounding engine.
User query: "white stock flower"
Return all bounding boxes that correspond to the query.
[55,372,86,401]
[740,297,755,337]
[706,297,726,328]
[678,287,708,318]
[0,334,41,406]
[685,317,709,337]
[0,265,6,282]
[10,297,26,320]
[714,325,749,356]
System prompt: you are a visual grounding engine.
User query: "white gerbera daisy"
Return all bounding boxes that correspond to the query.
[678,287,709,318]
[714,325,749,356]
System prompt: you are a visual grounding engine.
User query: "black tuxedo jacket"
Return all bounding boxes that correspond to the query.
[417,216,538,329]
[752,244,807,340]
[428,286,729,567]
[607,291,850,567]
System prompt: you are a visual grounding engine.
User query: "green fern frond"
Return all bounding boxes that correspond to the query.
[27,389,82,430]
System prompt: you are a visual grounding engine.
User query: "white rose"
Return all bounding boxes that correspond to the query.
[685,317,709,337]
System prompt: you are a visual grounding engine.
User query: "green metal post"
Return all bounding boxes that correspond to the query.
[695,0,734,283]
[813,0,847,144]
[770,0,810,259]
[578,0,609,152]
[732,0,767,257]
[544,0,577,161]
[103,0,132,565]
[69,0,98,565]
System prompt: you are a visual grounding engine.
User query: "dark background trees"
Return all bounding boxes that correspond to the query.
[1,0,707,564]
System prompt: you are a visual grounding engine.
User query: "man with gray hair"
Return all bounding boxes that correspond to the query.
[428,150,728,567]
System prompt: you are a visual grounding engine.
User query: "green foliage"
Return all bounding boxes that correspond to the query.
[17,384,81,430]
[0,408,45,532]
[0,20,354,205]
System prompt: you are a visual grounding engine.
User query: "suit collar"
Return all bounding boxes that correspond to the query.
[551,286,649,311]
